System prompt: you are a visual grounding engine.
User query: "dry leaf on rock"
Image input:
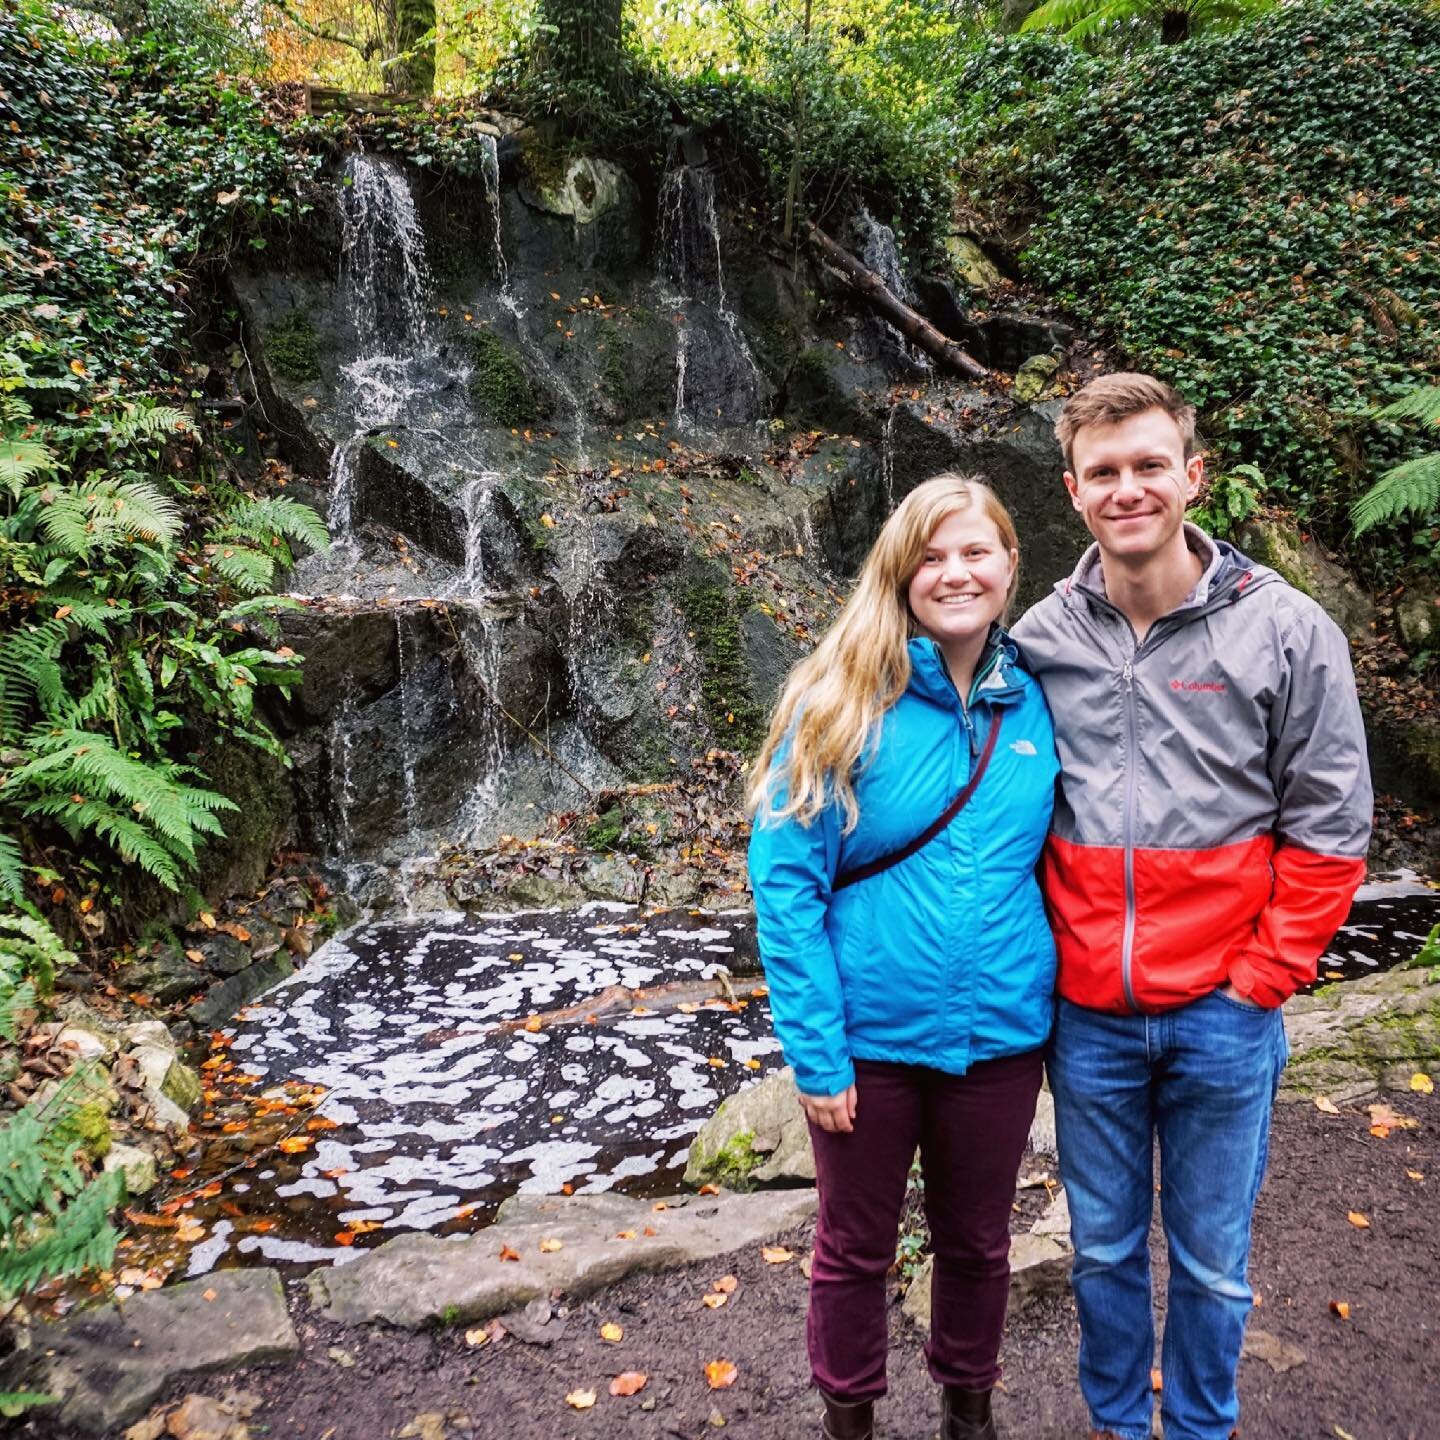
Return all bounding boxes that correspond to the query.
[395,1414,448,1440]
[1150,1368,1163,1392]
[565,1390,597,1410]
[1411,1071,1434,1094]
[1329,1300,1351,1319]
[539,1237,563,1253]
[713,1274,738,1293]
[705,1359,739,1389]
[123,1414,168,1440]
[1313,1096,1340,1115]
[600,1321,624,1342]
[610,1372,648,1397]
[761,1245,793,1264]
[703,1292,728,1309]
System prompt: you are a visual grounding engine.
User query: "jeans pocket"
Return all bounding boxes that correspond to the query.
[1210,985,1269,1015]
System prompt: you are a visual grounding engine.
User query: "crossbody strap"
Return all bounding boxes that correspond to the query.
[832,708,1004,893]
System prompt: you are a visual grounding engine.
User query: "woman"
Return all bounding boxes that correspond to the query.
[747,474,1058,1440]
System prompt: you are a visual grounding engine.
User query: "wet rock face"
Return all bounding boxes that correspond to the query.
[234,150,1097,871]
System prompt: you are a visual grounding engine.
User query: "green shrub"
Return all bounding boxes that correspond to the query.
[952,0,1440,557]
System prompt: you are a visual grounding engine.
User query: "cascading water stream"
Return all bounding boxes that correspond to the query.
[857,208,931,373]
[655,162,763,432]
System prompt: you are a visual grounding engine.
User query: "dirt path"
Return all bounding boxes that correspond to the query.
[78,1088,1440,1440]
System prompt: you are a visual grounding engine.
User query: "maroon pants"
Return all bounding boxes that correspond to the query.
[807,1051,1043,1401]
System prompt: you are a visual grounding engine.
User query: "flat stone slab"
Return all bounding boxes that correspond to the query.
[4,1268,297,1435]
[309,1187,818,1328]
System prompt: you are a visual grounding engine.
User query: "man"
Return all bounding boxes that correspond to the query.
[1012,373,1371,1440]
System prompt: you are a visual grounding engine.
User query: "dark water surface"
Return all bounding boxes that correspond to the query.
[167,876,1435,1278]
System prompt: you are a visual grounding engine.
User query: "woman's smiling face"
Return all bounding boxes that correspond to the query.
[906,506,1016,655]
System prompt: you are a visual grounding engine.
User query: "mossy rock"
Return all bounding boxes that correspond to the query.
[61,1101,113,1161]
[267,308,322,384]
[468,329,546,428]
[679,580,768,755]
[684,1066,815,1190]
[161,1059,203,1114]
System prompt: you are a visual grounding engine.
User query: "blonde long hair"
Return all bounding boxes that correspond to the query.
[746,473,1019,833]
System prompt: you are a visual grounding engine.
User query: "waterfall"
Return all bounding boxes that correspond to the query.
[655,162,763,432]
[856,209,931,372]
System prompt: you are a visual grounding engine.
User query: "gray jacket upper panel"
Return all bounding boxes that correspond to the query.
[1011,527,1372,860]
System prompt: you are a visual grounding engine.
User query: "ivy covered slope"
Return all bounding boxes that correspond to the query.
[0,0,326,946]
[953,0,1440,563]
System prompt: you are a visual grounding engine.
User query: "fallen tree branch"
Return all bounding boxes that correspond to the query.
[421,970,769,1046]
[804,222,988,381]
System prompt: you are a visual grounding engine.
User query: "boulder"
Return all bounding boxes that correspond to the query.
[123,946,206,1004]
[903,1230,1072,1330]
[1013,353,1060,403]
[120,1021,176,1053]
[1282,965,1440,1101]
[309,1188,818,1329]
[519,157,626,227]
[189,953,296,1030]
[54,1024,118,1062]
[684,1066,815,1190]
[1395,577,1440,654]
[1,1268,298,1434]
[196,934,253,977]
[944,234,1004,293]
[1234,517,1375,645]
[103,1142,158,1197]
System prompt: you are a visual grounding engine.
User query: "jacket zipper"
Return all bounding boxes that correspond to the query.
[1120,657,1139,1012]
[959,645,1004,759]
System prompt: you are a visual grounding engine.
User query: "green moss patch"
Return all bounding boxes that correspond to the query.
[267,308,322,384]
[680,582,767,754]
[467,329,544,428]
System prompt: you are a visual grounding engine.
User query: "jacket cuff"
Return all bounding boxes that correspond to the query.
[1227,952,1289,1010]
[793,1057,856,1098]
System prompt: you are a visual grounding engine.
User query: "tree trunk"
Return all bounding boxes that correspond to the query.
[390,0,436,95]
[804,223,989,381]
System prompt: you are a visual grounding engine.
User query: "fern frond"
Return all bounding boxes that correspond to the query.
[1351,452,1440,534]
[0,621,67,740]
[213,495,330,553]
[211,546,275,594]
[1375,385,1440,428]
[37,479,182,559]
[0,832,24,906]
[0,439,56,498]
[0,913,71,998]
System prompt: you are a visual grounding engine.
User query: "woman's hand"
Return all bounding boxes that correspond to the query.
[799,1084,858,1134]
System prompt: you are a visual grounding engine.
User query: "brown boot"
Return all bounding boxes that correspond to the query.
[820,1390,875,1440]
[941,1386,997,1440]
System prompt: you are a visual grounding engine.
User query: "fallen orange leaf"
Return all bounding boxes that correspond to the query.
[498,1245,521,1262]
[307,1115,340,1131]
[523,1016,542,1033]
[276,1136,311,1154]
[698,1184,720,1196]
[202,1288,217,1302]
[600,1321,623,1342]
[1346,1211,1370,1228]
[714,1275,738,1294]
[610,1372,647,1397]
[1411,1071,1434,1094]
[1313,1096,1340,1115]
[539,1237,563,1253]
[705,1359,738,1390]
[761,1246,793,1264]
[615,1229,636,1240]
[335,1231,356,1246]
[1330,1300,1351,1319]
[221,1120,249,1134]
[703,1292,728,1309]
[1407,1169,1425,1181]
[565,1389,596,1410]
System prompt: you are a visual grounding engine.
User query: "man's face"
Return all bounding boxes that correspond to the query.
[1064,407,1204,565]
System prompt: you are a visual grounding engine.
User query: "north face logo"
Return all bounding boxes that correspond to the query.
[1171,679,1227,693]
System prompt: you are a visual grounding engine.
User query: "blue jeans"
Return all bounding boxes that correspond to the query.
[1049,991,1289,1440]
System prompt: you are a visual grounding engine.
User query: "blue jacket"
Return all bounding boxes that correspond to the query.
[748,633,1059,1096]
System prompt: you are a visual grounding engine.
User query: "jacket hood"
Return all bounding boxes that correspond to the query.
[1056,523,1279,619]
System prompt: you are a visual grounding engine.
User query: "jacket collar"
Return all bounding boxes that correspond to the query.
[906,627,1026,709]
[1058,522,1276,620]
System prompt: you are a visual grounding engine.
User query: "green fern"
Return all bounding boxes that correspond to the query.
[0,1078,123,1301]
[6,731,236,889]
[1021,0,1274,44]
[36,477,182,558]
[1351,385,1440,534]
[0,438,56,498]
[214,494,330,553]
[210,544,277,594]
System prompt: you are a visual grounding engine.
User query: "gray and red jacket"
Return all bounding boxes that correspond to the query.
[1012,525,1371,1013]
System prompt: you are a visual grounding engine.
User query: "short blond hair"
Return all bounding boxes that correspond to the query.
[1056,372,1197,468]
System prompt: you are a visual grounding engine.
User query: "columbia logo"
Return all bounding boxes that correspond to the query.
[1171,679,1227,693]
[1010,739,1038,756]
